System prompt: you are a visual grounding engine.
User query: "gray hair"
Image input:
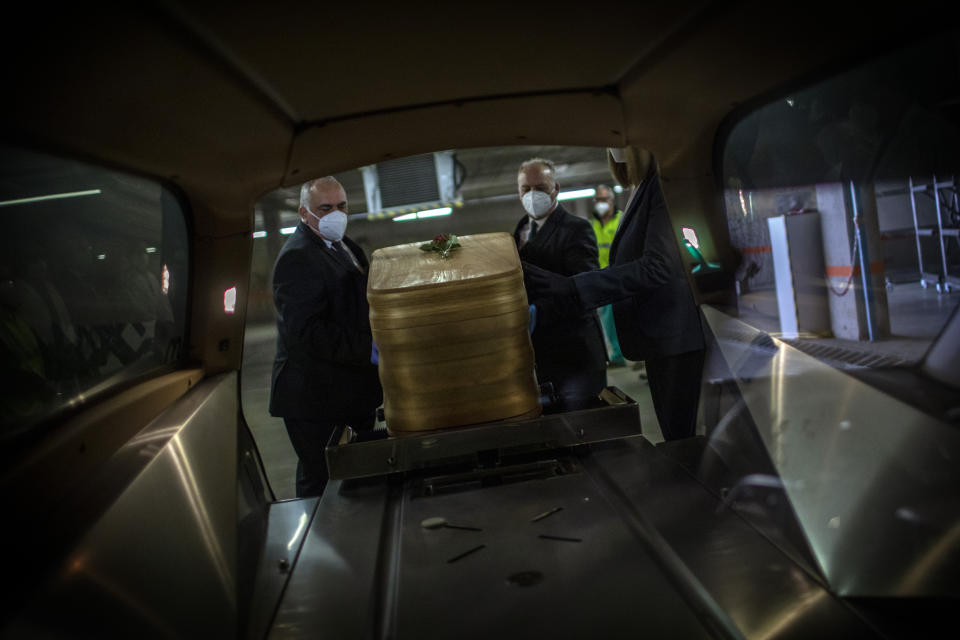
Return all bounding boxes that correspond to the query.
[595,184,614,200]
[518,157,557,177]
[299,176,343,209]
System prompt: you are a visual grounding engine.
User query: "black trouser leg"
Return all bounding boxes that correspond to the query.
[645,349,705,441]
[283,419,338,498]
[283,411,377,498]
[350,412,376,433]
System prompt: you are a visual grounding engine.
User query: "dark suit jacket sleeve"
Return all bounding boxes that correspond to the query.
[561,217,601,276]
[273,250,372,366]
[570,188,675,310]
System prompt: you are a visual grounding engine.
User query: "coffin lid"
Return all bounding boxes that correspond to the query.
[368,232,521,294]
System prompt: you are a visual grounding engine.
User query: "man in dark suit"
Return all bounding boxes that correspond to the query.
[512,158,607,409]
[270,176,382,497]
[523,148,705,441]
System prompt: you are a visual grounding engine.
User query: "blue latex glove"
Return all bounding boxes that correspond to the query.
[371,341,379,365]
[528,304,537,334]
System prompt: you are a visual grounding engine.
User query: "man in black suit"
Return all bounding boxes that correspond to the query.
[512,158,607,409]
[269,176,382,497]
[523,148,705,441]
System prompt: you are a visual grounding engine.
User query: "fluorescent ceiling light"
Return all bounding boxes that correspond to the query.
[613,185,623,193]
[280,226,297,235]
[145,246,157,254]
[392,207,452,222]
[252,231,267,239]
[417,207,452,218]
[557,188,596,201]
[0,189,101,207]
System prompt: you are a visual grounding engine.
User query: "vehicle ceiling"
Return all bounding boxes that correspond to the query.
[1,1,933,233]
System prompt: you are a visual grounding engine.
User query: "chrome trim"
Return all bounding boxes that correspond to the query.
[244,497,319,640]
[3,373,241,637]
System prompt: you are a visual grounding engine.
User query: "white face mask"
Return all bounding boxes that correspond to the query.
[594,201,611,216]
[306,209,348,242]
[521,190,553,219]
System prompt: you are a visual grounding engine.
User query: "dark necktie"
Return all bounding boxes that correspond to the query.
[529,220,539,241]
[331,242,358,270]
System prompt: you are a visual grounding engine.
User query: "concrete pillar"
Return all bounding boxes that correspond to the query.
[815,183,890,340]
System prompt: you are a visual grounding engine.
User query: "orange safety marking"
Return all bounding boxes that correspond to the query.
[826,261,885,278]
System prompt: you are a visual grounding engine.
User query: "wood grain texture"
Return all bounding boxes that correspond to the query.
[368,233,540,434]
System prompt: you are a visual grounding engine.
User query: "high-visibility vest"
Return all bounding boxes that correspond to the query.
[591,210,623,269]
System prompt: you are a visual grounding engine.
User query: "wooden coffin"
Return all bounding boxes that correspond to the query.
[367,232,541,435]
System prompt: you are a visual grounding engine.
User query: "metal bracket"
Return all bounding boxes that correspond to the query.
[325,386,642,480]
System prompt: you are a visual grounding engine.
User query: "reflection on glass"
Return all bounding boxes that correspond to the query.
[0,145,189,437]
[721,32,960,375]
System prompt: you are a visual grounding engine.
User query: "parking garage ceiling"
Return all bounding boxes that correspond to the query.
[257,145,613,217]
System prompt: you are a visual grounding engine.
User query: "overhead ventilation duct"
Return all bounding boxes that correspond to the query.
[359,151,462,220]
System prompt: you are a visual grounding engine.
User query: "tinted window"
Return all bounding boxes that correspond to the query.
[721,32,960,352]
[1,146,189,437]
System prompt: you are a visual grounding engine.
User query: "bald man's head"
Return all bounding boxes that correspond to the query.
[299,177,348,238]
[300,177,346,212]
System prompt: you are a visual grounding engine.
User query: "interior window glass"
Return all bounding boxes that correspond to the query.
[721,32,960,358]
[1,145,190,437]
